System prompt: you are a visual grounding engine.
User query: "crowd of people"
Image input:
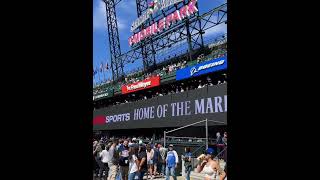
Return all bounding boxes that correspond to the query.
[93,71,227,109]
[93,132,227,180]
[93,41,227,97]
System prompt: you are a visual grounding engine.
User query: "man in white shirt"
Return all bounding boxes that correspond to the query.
[100,143,112,178]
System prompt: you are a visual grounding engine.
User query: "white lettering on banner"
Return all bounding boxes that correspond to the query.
[195,96,227,114]
[143,107,150,119]
[170,103,177,116]
[106,113,130,123]
[127,81,152,91]
[157,105,163,118]
[134,107,156,120]
[139,109,144,120]
[190,60,225,76]
[176,102,184,116]
[195,99,205,114]
[214,96,223,113]
[185,101,191,115]
[163,104,168,117]
[224,95,227,112]
[206,98,214,113]
[150,106,155,119]
[97,94,227,125]
[93,93,109,100]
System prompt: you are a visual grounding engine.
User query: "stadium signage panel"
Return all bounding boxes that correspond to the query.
[129,0,198,46]
[131,0,184,32]
[176,56,227,81]
[122,76,160,94]
[93,84,227,129]
[93,89,114,101]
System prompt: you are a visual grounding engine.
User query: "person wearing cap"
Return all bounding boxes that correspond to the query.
[196,148,226,180]
[165,144,178,180]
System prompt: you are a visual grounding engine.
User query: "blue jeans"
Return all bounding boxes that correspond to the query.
[137,171,146,180]
[185,166,192,180]
[128,171,138,180]
[166,166,177,180]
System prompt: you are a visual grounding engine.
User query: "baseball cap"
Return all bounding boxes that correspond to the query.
[205,148,214,155]
[169,144,173,147]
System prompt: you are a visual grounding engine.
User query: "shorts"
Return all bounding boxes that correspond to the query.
[147,160,153,165]
[120,166,129,178]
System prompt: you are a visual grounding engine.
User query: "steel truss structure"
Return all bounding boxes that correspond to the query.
[103,0,227,81]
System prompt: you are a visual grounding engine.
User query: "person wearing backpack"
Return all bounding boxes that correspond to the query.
[119,140,130,180]
[183,147,192,180]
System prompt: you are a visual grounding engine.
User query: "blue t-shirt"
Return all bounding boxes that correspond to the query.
[185,152,192,158]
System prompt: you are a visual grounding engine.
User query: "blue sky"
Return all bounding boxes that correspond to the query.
[93,0,227,83]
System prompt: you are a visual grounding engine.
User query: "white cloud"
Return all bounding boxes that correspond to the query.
[203,23,227,38]
[117,0,137,16]
[93,1,107,31]
[117,17,127,30]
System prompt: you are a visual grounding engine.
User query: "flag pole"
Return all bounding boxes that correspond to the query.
[98,69,101,84]
[103,63,106,83]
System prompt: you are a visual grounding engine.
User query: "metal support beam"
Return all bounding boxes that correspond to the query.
[103,0,123,81]
[206,118,208,149]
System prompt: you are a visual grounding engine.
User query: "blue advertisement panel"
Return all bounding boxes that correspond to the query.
[176,56,227,80]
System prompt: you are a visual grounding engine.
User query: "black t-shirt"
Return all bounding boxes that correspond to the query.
[119,146,130,166]
[138,151,148,172]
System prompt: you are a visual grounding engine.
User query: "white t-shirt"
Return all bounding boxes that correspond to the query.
[147,149,154,161]
[100,150,110,163]
[129,155,138,174]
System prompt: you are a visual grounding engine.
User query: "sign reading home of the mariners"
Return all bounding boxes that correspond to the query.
[93,83,227,130]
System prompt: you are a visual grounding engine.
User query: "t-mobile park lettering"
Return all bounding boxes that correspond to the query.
[131,0,184,32]
[129,0,198,46]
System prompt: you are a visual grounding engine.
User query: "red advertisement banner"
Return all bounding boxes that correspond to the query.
[121,76,160,94]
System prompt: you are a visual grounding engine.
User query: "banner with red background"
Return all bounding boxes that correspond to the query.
[121,76,160,94]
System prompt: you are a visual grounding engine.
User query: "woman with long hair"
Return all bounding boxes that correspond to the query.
[146,144,155,179]
[137,145,148,180]
[128,146,140,180]
[196,148,226,180]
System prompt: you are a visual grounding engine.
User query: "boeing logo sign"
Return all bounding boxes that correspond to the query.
[190,59,225,76]
[176,56,227,80]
